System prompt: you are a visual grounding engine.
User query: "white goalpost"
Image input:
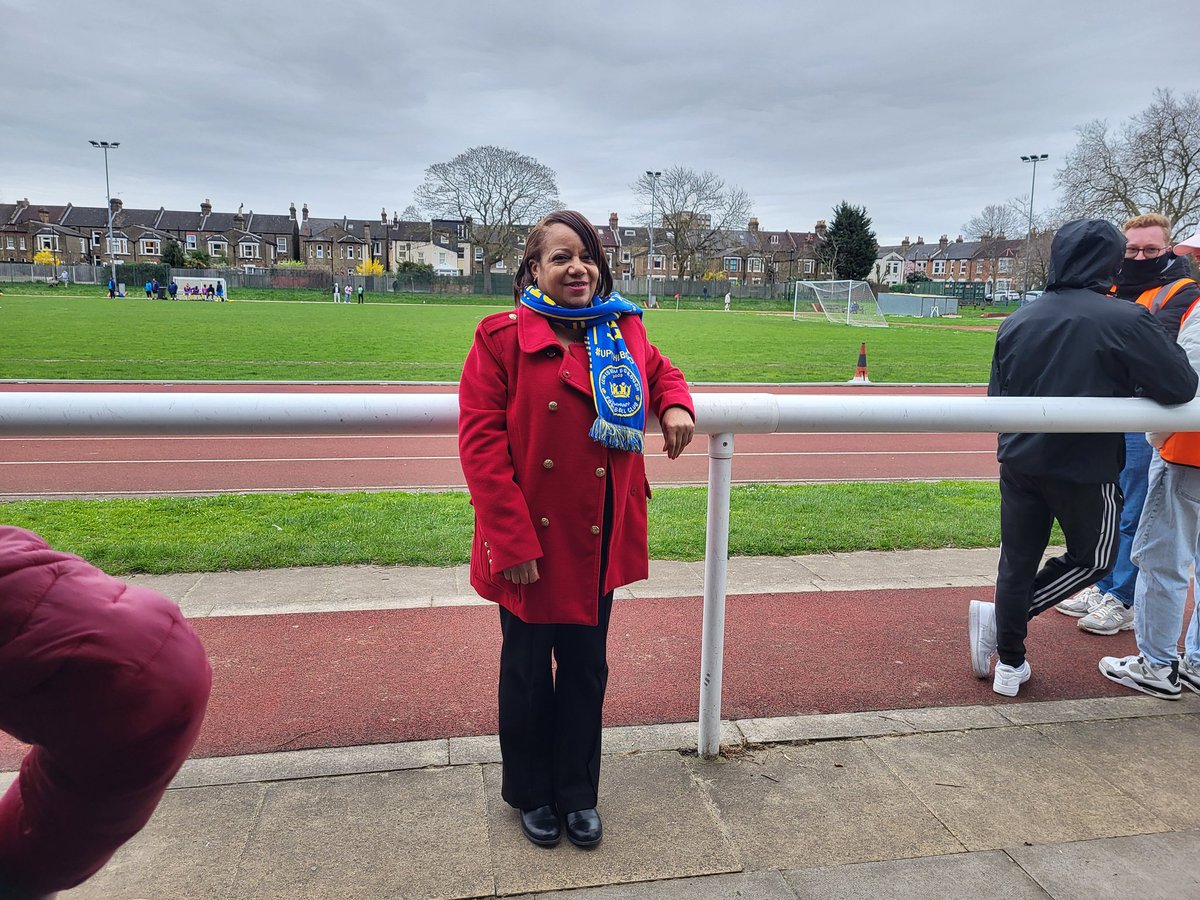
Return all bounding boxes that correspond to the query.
[792,280,887,327]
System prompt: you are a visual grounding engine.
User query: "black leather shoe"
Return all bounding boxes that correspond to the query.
[520,804,560,847]
[564,807,603,847]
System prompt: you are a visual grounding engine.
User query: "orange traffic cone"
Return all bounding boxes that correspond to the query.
[848,342,870,383]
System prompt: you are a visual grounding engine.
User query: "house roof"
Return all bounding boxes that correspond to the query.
[156,210,206,232]
[246,213,295,235]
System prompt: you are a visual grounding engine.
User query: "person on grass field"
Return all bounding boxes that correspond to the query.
[1056,214,1200,636]
[969,219,1197,698]
[1099,222,1200,698]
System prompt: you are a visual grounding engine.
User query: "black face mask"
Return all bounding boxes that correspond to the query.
[1117,254,1172,287]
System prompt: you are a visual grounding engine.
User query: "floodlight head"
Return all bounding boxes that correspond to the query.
[89,140,99,147]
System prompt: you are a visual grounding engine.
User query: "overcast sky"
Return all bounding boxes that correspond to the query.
[2,0,1191,243]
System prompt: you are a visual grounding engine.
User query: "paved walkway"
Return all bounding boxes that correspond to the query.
[26,549,1200,897]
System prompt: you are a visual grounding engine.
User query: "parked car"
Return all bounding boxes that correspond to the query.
[1021,290,1044,304]
[993,290,1021,303]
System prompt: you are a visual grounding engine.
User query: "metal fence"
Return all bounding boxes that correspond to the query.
[5,390,1200,756]
[0,262,100,284]
[618,276,793,301]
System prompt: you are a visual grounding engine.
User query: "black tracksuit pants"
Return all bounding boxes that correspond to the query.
[497,482,614,814]
[994,464,1121,666]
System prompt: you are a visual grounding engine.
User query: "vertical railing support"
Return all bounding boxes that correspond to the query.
[698,432,734,758]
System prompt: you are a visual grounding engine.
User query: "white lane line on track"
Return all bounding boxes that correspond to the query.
[0,450,998,465]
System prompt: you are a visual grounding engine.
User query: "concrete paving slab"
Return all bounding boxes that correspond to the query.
[724,556,820,595]
[1007,830,1200,899]
[1034,715,1200,829]
[865,726,1169,851]
[623,560,705,599]
[484,752,740,896]
[737,710,914,744]
[691,742,961,870]
[173,739,449,788]
[800,548,999,591]
[525,869,796,898]
[878,703,1012,733]
[997,693,1200,726]
[600,721,742,755]
[231,766,493,899]
[63,782,266,899]
[125,571,207,612]
[782,850,1048,898]
[451,734,502,765]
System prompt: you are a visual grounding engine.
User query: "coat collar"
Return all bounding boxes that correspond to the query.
[517,304,568,354]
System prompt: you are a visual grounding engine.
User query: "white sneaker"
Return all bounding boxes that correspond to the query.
[1078,594,1135,635]
[1178,657,1200,694]
[993,660,1031,697]
[1099,654,1180,700]
[1056,585,1103,618]
[969,600,997,679]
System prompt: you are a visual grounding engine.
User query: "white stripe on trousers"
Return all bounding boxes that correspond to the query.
[1029,481,1120,614]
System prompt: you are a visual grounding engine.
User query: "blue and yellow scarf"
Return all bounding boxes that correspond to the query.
[519,285,646,453]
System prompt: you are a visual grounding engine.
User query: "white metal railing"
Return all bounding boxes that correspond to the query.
[5,390,1200,757]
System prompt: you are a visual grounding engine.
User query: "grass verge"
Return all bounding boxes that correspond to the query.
[0,481,1042,576]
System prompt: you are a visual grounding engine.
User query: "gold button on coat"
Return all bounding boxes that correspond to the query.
[543,459,554,469]
[508,313,517,319]
[548,401,558,411]
[540,517,550,526]
[595,467,605,477]
[591,525,600,535]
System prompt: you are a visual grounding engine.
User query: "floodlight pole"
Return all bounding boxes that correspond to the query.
[89,140,120,294]
[646,170,660,308]
[1019,154,1048,295]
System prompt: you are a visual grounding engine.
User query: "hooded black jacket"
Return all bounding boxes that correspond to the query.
[988,219,1198,483]
[1114,249,1200,337]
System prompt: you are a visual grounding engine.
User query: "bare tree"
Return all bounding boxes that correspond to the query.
[415,146,561,292]
[399,203,424,222]
[1057,89,1200,237]
[962,203,1021,239]
[631,167,752,278]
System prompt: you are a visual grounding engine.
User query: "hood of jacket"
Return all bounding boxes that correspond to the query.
[1115,250,1196,298]
[1045,219,1125,293]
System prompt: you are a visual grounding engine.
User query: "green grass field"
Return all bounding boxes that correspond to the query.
[0,289,1008,573]
[0,292,997,382]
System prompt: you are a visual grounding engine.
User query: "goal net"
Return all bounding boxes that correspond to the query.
[792,280,887,327]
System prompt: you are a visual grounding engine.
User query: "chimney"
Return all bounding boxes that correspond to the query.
[938,234,948,249]
[233,210,245,229]
[392,212,398,227]
[997,230,1007,240]
[200,198,212,216]
[364,222,372,247]
[110,197,123,214]
[381,207,388,225]
[916,235,924,244]
[900,236,910,253]
[609,212,618,231]
[955,234,963,243]
[815,220,827,238]
[302,203,309,222]
[38,207,49,224]
[19,198,29,208]
[748,217,759,233]
[289,202,297,220]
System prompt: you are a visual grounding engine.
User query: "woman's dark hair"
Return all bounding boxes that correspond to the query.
[513,210,613,304]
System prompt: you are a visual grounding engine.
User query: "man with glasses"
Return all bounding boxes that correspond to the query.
[1099,221,1200,697]
[1057,214,1200,637]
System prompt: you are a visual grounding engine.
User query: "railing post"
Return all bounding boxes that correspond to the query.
[698,432,734,758]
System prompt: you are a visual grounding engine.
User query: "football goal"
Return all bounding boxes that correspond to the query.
[792,280,887,327]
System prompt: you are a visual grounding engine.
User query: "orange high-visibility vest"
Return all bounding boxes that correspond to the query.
[1135,278,1194,314]
[1161,292,1200,468]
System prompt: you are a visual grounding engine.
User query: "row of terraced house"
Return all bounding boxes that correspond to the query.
[1,196,1043,292]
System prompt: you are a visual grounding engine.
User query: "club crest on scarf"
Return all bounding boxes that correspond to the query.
[519,285,647,453]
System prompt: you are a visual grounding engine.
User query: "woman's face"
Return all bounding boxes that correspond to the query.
[529,223,599,308]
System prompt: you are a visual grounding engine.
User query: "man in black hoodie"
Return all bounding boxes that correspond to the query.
[969,219,1198,697]
[1058,214,1200,636]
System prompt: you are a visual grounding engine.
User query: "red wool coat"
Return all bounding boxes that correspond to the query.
[458,306,694,626]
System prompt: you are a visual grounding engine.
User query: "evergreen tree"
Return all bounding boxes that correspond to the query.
[818,202,879,280]
[161,239,186,268]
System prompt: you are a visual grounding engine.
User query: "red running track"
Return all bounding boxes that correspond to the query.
[0,586,1153,769]
[0,383,997,497]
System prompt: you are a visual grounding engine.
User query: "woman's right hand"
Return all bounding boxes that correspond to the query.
[502,560,540,584]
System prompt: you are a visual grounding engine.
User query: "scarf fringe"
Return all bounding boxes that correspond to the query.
[589,418,644,453]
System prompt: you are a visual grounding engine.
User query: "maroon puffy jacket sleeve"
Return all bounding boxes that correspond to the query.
[457,323,543,574]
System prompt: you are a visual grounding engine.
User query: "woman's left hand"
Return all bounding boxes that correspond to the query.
[660,406,695,460]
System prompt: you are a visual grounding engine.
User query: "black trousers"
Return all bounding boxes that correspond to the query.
[994,464,1121,666]
[498,590,614,813]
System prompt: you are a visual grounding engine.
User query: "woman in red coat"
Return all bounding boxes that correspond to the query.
[459,210,694,848]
